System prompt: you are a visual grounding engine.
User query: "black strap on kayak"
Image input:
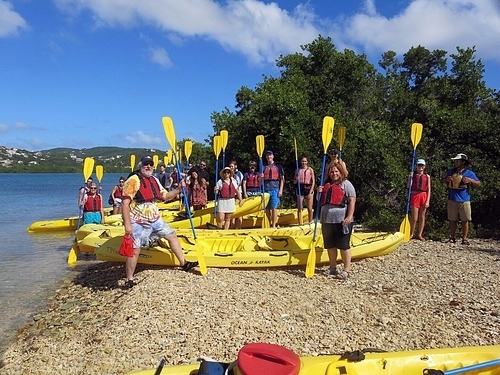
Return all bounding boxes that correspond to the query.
[339,348,387,362]
[423,370,445,375]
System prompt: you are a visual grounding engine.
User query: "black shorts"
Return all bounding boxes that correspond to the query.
[321,223,351,250]
[296,184,312,197]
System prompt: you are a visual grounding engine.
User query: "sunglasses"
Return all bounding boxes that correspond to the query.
[90,187,97,190]
[249,166,256,169]
[142,162,154,167]
[200,164,206,167]
[223,171,230,174]
[119,180,125,183]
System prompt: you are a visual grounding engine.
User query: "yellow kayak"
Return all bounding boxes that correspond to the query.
[127,343,500,375]
[94,231,403,268]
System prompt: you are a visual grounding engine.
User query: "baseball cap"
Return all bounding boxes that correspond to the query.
[416,159,426,165]
[140,156,154,165]
[451,153,468,161]
[266,150,273,155]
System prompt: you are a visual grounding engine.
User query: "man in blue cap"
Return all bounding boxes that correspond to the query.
[261,150,284,228]
[121,156,198,288]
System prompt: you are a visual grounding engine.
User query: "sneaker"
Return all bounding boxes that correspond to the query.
[182,261,198,272]
[124,279,135,289]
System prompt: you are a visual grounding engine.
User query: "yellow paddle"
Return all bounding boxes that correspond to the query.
[95,165,103,193]
[166,150,172,165]
[162,116,207,275]
[399,123,423,242]
[68,157,95,266]
[184,140,193,163]
[338,126,346,158]
[212,135,222,223]
[130,155,136,171]
[153,155,159,170]
[306,116,334,278]
[256,134,269,228]
[220,130,228,168]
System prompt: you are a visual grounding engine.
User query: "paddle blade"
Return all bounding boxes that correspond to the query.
[195,240,208,276]
[411,123,423,149]
[95,165,103,183]
[294,138,298,160]
[153,155,159,169]
[338,126,346,151]
[130,155,136,171]
[83,157,95,181]
[399,215,411,242]
[184,140,193,161]
[220,130,228,150]
[213,136,221,158]
[256,135,265,157]
[166,150,172,165]
[322,116,335,154]
[305,241,316,278]
[68,247,77,267]
[163,155,168,166]
[162,116,177,150]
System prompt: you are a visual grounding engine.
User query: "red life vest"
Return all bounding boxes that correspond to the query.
[246,172,260,188]
[298,167,313,186]
[320,183,347,207]
[114,185,123,199]
[171,173,179,184]
[219,181,236,199]
[263,164,280,181]
[411,174,429,192]
[134,175,162,203]
[84,195,102,212]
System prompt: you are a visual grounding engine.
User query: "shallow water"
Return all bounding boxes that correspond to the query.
[0,173,124,351]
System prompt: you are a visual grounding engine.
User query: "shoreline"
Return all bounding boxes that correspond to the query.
[1,239,499,374]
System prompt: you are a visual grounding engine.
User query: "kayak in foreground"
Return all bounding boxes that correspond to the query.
[94,231,403,268]
[127,342,500,375]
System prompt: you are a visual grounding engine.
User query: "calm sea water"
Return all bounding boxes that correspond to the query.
[0,173,125,351]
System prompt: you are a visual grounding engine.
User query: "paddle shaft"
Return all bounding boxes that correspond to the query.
[294,138,302,209]
[444,358,500,375]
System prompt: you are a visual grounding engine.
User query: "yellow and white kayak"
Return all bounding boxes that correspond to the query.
[94,231,403,268]
[127,343,500,375]
[27,209,120,233]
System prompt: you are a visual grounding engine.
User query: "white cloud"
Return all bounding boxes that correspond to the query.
[53,0,321,64]
[14,121,29,129]
[342,0,500,62]
[0,123,8,132]
[148,47,172,68]
[0,0,29,37]
[125,131,163,146]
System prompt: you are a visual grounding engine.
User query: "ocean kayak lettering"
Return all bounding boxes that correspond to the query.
[230,260,271,265]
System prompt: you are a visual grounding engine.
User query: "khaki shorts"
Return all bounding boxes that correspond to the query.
[447,200,472,222]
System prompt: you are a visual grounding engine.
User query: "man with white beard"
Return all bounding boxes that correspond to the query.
[121,156,198,288]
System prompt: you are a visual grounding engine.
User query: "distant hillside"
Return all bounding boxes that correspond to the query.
[0,146,163,173]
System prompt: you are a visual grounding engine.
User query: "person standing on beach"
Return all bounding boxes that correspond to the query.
[318,162,356,280]
[229,160,244,229]
[408,159,431,241]
[78,177,93,208]
[243,160,261,198]
[110,177,125,215]
[294,154,315,225]
[214,166,243,229]
[82,182,104,224]
[262,150,284,228]
[121,156,198,288]
[157,164,171,190]
[444,153,481,245]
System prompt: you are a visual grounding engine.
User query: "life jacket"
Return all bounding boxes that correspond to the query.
[411,173,429,192]
[246,172,260,188]
[298,167,313,186]
[84,194,102,212]
[134,174,162,203]
[320,182,347,207]
[219,181,236,199]
[113,185,123,199]
[263,164,280,181]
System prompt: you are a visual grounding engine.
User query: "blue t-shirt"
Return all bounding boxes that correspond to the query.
[445,168,479,203]
[263,163,284,191]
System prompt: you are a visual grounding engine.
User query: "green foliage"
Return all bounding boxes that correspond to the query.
[210,37,500,238]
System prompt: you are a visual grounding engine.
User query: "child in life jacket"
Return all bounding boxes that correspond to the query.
[408,158,431,241]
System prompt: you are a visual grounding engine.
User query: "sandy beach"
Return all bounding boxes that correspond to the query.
[1,238,499,375]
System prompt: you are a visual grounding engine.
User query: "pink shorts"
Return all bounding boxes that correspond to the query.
[410,192,428,209]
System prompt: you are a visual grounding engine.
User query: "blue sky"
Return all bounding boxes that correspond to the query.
[1,0,500,151]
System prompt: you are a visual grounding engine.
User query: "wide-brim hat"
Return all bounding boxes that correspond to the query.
[220,167,234,178]
[451,153,470,164]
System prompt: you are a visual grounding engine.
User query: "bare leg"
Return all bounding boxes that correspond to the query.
[271,208,278,228]
[125,247,141,281]
[409,205,418,238]
[217,212,224,228]
[224,213,232,230]
[461,220,469,240]
[449,220,458,239]
[306,195,314,223]
[327,248,338,270]
[417,207,427,239]
[340,248,352,272]
[164,233,186,265]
